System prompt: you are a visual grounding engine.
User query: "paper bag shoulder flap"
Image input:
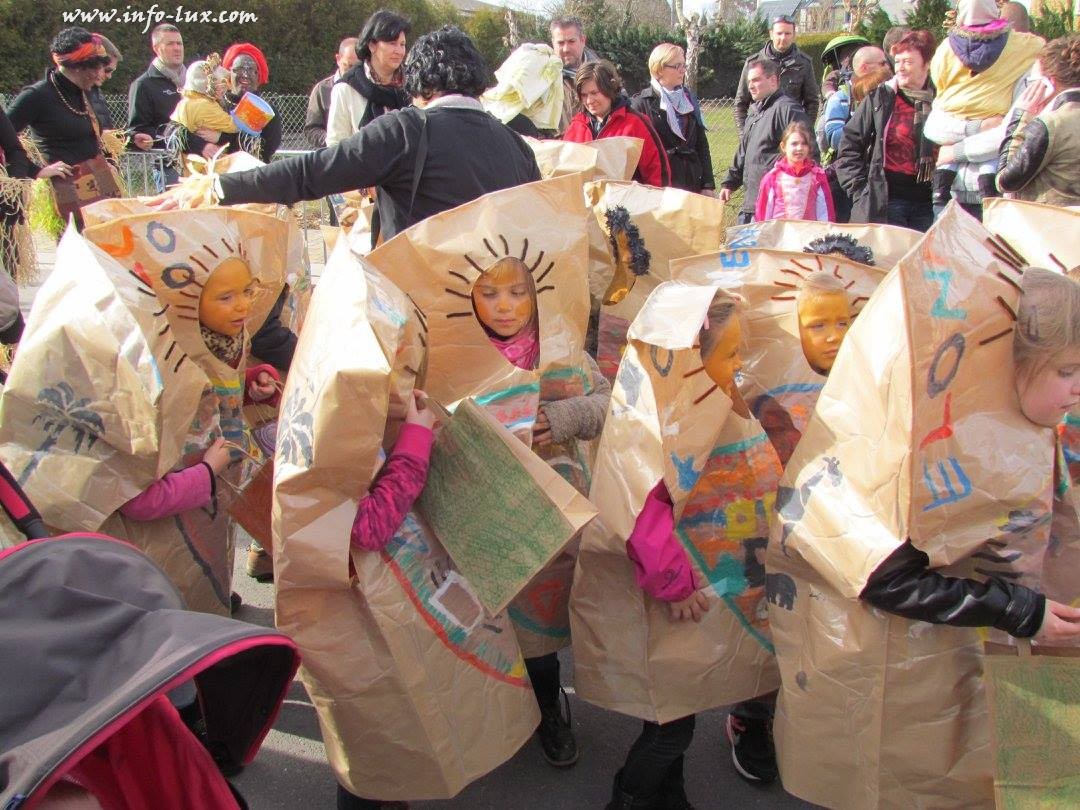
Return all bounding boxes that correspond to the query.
[0,227,211,533]
[903,204,1055,567]
[724,218,922,270]
[982,198,1080,275]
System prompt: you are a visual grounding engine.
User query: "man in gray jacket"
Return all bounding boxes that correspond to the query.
[720,58,813,224]
[734,15,819,132]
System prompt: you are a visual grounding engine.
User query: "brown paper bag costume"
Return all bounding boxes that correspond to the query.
[366,173,596,658]
[723,218,922,269]
[765,204,1077,809]
[273,238,537,801]
[670,248,886,466]
[526,135,642,182]
[586,181,729,380]
[571,278,784,723]
[0,209,286,615]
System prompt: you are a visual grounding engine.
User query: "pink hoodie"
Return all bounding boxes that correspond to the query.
[626,481,696,602]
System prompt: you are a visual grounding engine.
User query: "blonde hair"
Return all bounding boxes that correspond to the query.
[1014,267,1080,379]
[648,43,683,80]
[796,270,851,304]
[698,289,740,361]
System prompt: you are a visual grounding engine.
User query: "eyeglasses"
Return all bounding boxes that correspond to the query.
[771,14,795,25]
[663,62,686,70]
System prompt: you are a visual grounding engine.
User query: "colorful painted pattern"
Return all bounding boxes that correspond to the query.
[676,429,782,651]
[382,513,528,686]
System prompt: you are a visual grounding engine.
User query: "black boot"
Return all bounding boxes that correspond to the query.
[605,770,658,810]
[656,756,695,810]
[537,687,579,767]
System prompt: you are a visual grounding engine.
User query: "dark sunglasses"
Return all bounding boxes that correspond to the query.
[771,14,795,25]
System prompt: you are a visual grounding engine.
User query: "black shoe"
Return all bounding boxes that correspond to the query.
[605,771,657,810]
[725,712,777,784]
[230,591,242,614]
[536,687,579,767]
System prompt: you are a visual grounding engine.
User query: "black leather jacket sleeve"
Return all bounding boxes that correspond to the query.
[860,540,1045,638]
[995,110,1049,195]
[250,288,296,373]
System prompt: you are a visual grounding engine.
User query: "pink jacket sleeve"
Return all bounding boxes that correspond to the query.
[625,480,696,602]
[349,423,435,552]
[120,463,214,521]
[244,363,282,408]
[755,169,777,221]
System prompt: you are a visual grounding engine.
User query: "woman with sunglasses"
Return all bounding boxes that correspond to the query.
[631,43,715,195]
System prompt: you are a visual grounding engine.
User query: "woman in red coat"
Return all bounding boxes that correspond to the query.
[563,60,671,186]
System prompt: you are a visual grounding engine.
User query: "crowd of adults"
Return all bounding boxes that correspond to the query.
[2,6,1077,239]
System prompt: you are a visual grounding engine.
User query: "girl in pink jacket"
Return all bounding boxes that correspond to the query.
[755,121,835,222]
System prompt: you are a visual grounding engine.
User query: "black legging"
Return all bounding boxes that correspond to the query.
[617,714,696,800]
[524,652,561,708]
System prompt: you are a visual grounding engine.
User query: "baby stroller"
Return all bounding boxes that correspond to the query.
[0,461,299,809]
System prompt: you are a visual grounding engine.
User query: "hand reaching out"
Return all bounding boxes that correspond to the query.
[533,409,552,445]
[668,590,710,623]
[202,437,233,474]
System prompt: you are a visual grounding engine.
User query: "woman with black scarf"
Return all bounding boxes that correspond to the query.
[326,10,411,147]
[834,30,938,231]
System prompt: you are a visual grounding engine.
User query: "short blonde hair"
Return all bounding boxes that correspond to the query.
[648,43,683,80]
[1014,267,1080,379]
[796,270,850,304]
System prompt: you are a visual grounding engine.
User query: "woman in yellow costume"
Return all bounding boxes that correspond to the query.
[766,205,1080,809]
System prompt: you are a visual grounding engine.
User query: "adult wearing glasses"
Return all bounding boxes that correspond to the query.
[734,14,819,133]
[630,43,715,195]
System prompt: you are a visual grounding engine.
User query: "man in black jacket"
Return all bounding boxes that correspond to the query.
[303,37,359,148]
[733,15,819,132]
[155,26,541,243]
[720,58,812,224]
[127,24,184,151]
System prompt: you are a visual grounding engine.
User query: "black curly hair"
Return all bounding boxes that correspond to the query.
[404,26,494,101]
[49,27,110,68]
[803,234,874,266]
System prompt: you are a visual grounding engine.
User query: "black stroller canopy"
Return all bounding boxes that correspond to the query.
[0,534,299,806]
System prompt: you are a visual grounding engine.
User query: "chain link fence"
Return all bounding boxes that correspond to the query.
[7,93,743,223]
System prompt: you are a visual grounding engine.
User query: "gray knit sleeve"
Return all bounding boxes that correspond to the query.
[541,354,612,444]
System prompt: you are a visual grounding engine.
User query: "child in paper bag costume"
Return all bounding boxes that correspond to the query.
[587,180,729,379]
[571,280,785,807]
[365,173,601,768]
[675,248,885,467]
[273,239,539,805]
[766,204,1080,809]
[0,208,286,616]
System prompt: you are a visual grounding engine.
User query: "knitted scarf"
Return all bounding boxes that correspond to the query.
[338,62,409,114]
[488,324,539,371]
[892,78,937,184]
[650,78,694,140]
[200,324,244,369]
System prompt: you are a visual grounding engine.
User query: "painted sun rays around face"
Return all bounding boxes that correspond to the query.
[767,253,869,310]
[443,235,559,325]
[97,222,265,375]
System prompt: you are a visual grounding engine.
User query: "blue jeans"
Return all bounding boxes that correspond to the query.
[886,197,933,232]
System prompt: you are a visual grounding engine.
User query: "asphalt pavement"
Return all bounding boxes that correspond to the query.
[230,533,817,810]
